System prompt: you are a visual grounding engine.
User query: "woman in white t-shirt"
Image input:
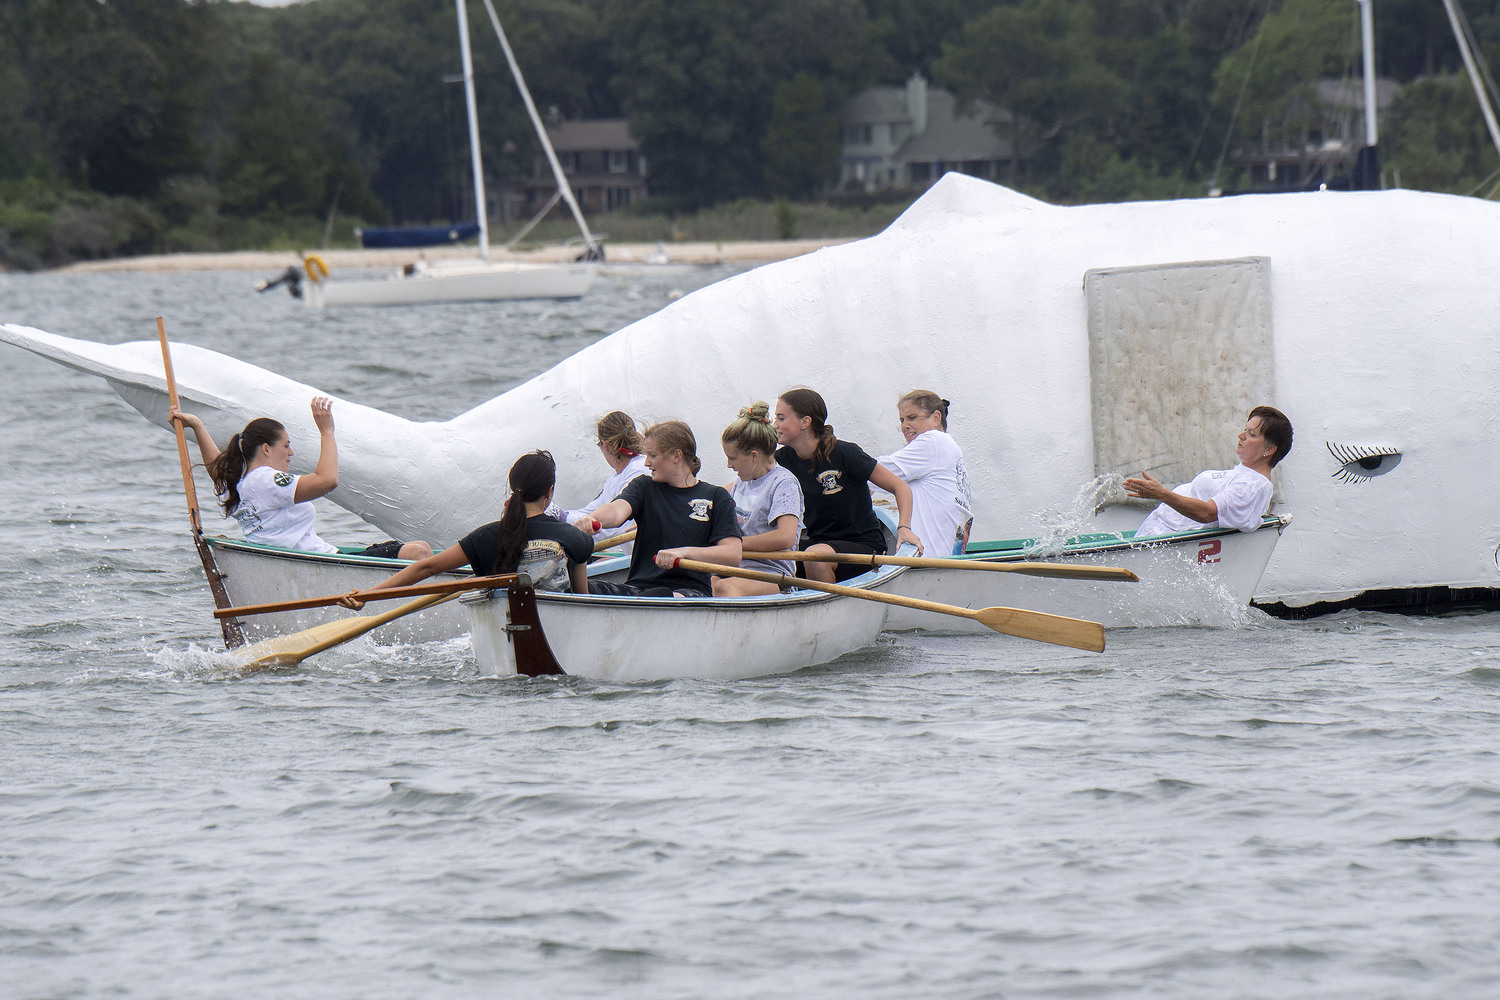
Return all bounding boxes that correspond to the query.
[1125,405,1293,538]
[551,410,649,550]
[172,398,431,560]
[714,402,804,597]
[876,390,973,556]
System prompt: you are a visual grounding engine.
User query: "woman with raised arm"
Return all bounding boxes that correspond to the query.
[714,402,804,597]
[573,420,741,598]
[774,387,921,584]
[171,397,430,560]
[875,390,973,557]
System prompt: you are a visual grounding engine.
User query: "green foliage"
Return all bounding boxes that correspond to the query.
[10,0,1500,264]
[1383,76,1499,194]
[1212,0,1357,152]
[773,197,799,238]
[763,74,842,199]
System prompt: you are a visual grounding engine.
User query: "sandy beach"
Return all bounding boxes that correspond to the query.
[56,238,857,273]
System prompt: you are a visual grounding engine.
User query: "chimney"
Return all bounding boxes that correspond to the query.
[906,72,928,135]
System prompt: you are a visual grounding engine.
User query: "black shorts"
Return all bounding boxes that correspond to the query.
[359,540,404,559]
[588,580,712,598]
[806,538,886,582]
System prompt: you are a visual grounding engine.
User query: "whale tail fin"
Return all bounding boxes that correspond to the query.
[0,322,389,444]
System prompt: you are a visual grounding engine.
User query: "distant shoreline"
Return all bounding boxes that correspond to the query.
[54,239,858,274]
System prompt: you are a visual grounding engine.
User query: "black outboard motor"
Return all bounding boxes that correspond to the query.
[256,265,304,299]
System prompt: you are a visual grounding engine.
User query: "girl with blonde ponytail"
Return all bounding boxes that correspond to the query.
[551,410,649,548]
[714,402,804,597]
[774,387,921,583]
[573,419,742,597]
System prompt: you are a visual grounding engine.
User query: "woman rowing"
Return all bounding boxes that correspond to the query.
[360,450,592,595]
[875,390,973,556]
[774,387,920,583]
[573,420,741,597]
[1126,405,1293,538]
[549,410,648,549]
[714,402,804,597]
[172,398,430,560]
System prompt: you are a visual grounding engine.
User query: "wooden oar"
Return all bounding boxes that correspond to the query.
[675,559,1106,652]
[231,591,458,672]
[214,573,518,619]
[594,529,635,552]
[760,550,1138,582]
[158,317,245,648]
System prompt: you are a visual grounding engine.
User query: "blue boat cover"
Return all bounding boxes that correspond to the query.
[357,223,482,248]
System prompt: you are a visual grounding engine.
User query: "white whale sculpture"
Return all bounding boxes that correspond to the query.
[5,173,1499,611]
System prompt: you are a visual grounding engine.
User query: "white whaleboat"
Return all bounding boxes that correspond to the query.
[883,516,1290,632]
[306,0,601,308]
[461,559,913,682]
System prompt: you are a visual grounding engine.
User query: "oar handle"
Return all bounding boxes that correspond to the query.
[214,573,518,619]
[593,528,635,552]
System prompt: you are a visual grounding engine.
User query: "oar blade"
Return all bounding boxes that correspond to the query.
[972,606,1107,652]
[1006,562,1139,582]
[231,616,381,671]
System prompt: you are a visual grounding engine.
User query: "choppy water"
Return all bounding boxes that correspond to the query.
[3,268,1499,998]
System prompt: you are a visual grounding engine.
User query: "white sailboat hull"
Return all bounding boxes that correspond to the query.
[883,517,1289,632]
[308,261,597,307]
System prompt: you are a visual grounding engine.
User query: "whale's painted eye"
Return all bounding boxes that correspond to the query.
[1327,442,1402,482]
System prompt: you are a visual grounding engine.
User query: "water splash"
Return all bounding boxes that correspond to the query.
[1024,474,1128,556]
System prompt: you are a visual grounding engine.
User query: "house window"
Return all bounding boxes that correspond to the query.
[607,186,633,211]
[559,152,577,174]
[608,150,629,174]
[910,162,932,182]
[846,123,873,145]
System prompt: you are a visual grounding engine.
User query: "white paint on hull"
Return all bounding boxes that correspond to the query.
[462,567,906,682]
[6,175,1500,607]
[883,519,1287,632]
[308,260,596,307]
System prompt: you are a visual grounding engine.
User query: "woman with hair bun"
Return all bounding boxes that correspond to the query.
[714,402,804,597]
[774,387,920,583]
[365,450,592,594]
[171,397,429,561]
[574,420,741,598]
[552,410,649,547]
[875,390,973,556]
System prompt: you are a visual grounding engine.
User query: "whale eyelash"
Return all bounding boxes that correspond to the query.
[1326,442,1402,482]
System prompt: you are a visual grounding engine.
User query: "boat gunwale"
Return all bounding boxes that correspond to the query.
[962,514,1291,561]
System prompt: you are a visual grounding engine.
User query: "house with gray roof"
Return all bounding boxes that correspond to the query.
[520,119,648,216]
[839,74,1029,192]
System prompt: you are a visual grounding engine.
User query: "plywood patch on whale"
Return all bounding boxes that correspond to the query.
[1084,257,1274,493]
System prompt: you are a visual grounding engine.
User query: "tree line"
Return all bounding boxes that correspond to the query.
[3,0,1499,267]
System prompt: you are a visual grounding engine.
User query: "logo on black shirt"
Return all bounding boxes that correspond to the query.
[688,498,713,521]
[816,470,843,495]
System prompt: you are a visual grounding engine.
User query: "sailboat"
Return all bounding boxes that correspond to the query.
[306,0,601,308]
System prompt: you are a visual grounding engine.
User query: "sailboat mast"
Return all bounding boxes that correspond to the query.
[478,0,600,255]
[1358,0,1378,147]
[455,0,490,260]
[1439,0,1500,166]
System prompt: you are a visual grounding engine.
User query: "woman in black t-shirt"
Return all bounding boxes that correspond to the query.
[574,420,742,597]
[362,450,593,595]
[774,387,921,583]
